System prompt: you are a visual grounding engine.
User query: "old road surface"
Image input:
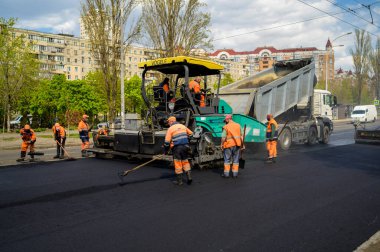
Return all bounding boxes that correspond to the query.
[0,120,379,252]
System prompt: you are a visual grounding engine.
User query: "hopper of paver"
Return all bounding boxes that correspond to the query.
[219,59,315,123]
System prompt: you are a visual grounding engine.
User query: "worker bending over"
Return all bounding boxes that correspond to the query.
[78,114,91,157]
[220,114,244,178]
[17,124,36,162]
[52,122,66,159]
[164,116,193,186]
[266,114,278,163]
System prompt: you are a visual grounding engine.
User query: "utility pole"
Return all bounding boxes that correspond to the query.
[120,11,126,130]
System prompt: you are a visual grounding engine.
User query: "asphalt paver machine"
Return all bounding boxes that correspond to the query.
[90,56,266,169]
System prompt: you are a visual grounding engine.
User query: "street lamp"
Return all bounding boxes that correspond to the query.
[325,32,352,91]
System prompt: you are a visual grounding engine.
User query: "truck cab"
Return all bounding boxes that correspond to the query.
[313,89,337,120]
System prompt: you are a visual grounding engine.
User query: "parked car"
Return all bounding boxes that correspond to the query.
[10,115,33,129]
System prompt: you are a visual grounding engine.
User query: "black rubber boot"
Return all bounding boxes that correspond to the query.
[186,171,192,185]
[17,151,26,162]
[173,174,183,186]
[81,150,87,158]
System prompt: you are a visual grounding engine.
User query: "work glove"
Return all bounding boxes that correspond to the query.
[163,144,170,155]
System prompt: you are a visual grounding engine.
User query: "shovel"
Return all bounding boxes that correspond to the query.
[56,140,77,161]
[239,125,247,169]
[120,154,163,178]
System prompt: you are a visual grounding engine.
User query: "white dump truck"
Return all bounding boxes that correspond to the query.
[218,58,336,150]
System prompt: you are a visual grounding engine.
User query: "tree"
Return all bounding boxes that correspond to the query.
[213,73,234,90]
[369,37,380,100]
[141,0,212,57]
[350,29,372,105]
[29,75,106,128]
[124,75,144,114]
[0,17,39,132]
[80,0,141,122]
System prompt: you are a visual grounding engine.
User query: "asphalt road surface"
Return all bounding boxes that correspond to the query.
[0,120,379,252]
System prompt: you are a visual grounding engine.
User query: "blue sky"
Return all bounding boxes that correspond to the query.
[1,0,379,70]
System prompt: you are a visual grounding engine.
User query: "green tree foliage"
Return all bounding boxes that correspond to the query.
[369,37,380,100]
[350,29,372,105]
[0,17,39,132]
[29,75,105,127]
[141,0,212,57]
[213,73,234,90]
[80,0,141,122]
[124,75,144,113]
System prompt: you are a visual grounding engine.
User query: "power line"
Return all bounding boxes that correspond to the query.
[212,6,366,42]
[325,0,380,28]
[296,0,377,37]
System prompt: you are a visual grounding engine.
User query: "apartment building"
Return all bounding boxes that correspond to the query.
[209,40,335,82]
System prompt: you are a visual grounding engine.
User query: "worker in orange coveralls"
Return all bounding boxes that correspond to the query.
[266,114,278,163]
[220,114,244,178]
[78,114,91,157]
[17,124,36,162]
[164,116,193,186]
[188,76,205,107]
[52,122,66,159]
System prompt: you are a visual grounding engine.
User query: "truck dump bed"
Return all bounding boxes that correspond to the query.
[219,59,315,123]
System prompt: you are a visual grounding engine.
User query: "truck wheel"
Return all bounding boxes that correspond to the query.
[307,126,317,145]
[319,126,330,144]
[279,127,292,150]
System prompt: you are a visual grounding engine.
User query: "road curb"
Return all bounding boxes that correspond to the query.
[354,231,380,252]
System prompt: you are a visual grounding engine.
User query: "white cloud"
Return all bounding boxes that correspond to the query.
[1,0,379,71]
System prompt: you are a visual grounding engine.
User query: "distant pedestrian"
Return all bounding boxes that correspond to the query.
[265,114,278,163]
[220,114,244,178]
[17,124,36,162]
[52,122,66,159]
[78,114,91,157]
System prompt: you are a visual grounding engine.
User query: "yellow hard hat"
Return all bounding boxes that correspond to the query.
[167,116,176,122]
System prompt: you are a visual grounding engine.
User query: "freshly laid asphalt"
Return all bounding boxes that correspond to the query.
[0,143,379,252]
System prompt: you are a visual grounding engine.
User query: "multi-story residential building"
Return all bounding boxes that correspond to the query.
[209,40,336,82]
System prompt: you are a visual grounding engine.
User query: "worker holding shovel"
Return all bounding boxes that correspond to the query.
[52,122,66,159]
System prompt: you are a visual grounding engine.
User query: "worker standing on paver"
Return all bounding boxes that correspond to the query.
[164,116,193,186]
[78,114,90,157]
[220,114,244,178]
[266,114,278,163]
[17,124,36,162]
[52,122,66,159]
[189,76,205,107]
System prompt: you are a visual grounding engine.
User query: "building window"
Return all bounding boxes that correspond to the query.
[75,67,78,72]
[75,75,78,80]
[67,58,70,63]
[67,66,71,71]
[82,68,84,73]
[68,75,71,80]
[75,59,77,63]
[74,50,78,56]
[81,43,84,47]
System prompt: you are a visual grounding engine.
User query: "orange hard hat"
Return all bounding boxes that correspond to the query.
[24,124,31,130]
[167,116,176,122]
[83,114,89,119]
[267,114,273,119]
[54,123,60,127]
[224,114,232,122]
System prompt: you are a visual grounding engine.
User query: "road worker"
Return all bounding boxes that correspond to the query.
[17,124,36,162]
[188,76,205,107]
[266,114,278,163]
[220,114,244,178]
[52,122,66,159]
[78,114,91,157]
[159,77,170,95]
[164,116,193,186]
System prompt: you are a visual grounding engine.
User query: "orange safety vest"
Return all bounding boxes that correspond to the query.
[20,128,36,142]
[189,80,201,93]
[162,83,170,93]
[52,125,66,138]
[165,122,193,148]
[266,118,278,139]
[222,121,242,148]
